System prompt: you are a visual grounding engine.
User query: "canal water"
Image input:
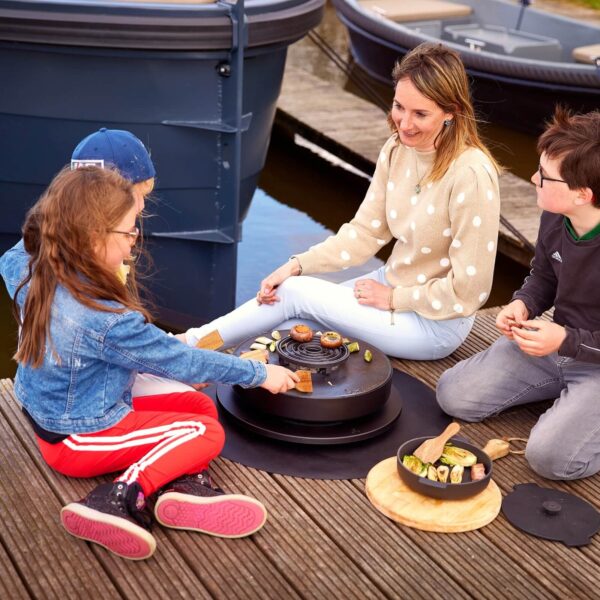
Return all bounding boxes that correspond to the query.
[0,4,538,378]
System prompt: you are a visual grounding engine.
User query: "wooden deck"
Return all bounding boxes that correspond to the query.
[1,306,599,599]
[275,66,541,267]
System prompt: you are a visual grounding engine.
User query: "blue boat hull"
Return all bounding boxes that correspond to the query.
[0,0,324,329]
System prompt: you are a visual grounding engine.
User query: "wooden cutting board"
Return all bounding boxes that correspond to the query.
[365,457,502,532]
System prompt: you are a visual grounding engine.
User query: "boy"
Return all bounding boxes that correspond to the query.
[436,108,600,480]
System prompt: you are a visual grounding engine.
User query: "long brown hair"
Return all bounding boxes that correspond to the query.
[15,167,152,367]
[390,43,500,182]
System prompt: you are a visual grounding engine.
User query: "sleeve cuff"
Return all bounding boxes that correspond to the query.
[239,360,267,388]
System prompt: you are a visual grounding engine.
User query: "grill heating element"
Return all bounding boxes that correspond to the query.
[276,336,349,374]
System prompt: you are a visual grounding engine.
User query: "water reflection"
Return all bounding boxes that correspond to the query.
[236,188,382,304]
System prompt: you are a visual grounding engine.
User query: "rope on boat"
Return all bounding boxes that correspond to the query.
[307,29,537,255]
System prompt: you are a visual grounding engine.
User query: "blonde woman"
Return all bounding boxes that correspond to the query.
[187,43,501,360]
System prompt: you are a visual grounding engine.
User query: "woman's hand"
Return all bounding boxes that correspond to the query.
[260,364,300,394]
[511,320,567,356]
[257,259,301,305]
[496,299,529,339]
[353,279,391,310]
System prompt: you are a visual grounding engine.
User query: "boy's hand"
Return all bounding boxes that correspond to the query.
[496,299,529,339]
[511,320,567,356]
[260,364,300,394]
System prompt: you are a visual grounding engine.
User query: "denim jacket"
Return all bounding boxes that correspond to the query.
[0,240,267,434]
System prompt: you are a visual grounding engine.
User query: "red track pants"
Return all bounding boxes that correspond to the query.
[36,391,225,497]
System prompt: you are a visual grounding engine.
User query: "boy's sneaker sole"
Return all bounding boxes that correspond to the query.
[61,503,156,560]
[155,492,267,538]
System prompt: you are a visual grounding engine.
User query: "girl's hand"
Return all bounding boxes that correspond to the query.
[354,279,391,310]
[260,364,300,394]
[191,383,210,391]
[496,299,529,339]
[511,320,567,357]
[257,259,301,305]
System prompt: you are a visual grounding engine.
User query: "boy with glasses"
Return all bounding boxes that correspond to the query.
[436,108,600,480]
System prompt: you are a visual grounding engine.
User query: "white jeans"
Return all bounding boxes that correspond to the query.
[188,267,474,360]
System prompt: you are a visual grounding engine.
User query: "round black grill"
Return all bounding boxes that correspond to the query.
[276,335,349,373]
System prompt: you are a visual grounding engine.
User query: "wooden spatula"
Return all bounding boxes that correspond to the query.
[413,422,461,464]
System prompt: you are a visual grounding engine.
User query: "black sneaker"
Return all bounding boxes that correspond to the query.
[60,481,156,560]
[155,470,267,538]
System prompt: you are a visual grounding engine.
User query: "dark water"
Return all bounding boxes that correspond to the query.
[0,5,537,378]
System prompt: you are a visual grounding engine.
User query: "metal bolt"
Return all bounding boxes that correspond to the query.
[217,63,231,77]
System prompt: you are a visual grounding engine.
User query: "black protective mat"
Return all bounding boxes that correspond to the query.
[205,370,450,480]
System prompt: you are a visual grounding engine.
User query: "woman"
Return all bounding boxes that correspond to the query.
[187,43,501,359]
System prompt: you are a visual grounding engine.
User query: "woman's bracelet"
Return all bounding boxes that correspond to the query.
[290,255,303,276]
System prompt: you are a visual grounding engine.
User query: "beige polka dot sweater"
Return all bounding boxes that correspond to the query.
[295,135,501,320]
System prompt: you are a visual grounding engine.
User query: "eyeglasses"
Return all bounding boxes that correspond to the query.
[109,226,139,240]
[536,164,568,188]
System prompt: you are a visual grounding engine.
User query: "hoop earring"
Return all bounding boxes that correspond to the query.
[443,119,452,127]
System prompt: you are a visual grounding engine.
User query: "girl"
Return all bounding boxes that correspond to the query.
[0,167,298,561]
[185,43,502,360]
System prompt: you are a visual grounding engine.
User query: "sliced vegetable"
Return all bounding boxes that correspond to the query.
[271,330,281,341]
[364,349,373,363]
[439,445,477,467]
[347,341,360,353]
[450,464,464,484]
[269,342,276,352]
[250,342,267,351]
[402,455,427,477]
[427,465,438,481]
[342,337,350,345]
[255,336,273,345]
[436,465,450,483]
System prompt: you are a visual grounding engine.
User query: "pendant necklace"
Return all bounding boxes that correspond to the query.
[414,154,427,195]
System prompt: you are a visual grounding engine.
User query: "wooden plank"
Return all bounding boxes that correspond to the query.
[0,380,294,600]
[212,459,387,599]
[0,386,122,599]
[277,475,470,599]
[276,66,540,266]
[0,536,31,599]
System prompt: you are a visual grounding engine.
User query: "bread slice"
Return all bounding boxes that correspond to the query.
[239,349,269,363]
[295,370,313,393]
[196,330,224,351]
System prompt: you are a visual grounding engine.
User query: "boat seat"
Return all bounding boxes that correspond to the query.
[443,24,562,61]
[572,44,600,65]
[359,0,472,23]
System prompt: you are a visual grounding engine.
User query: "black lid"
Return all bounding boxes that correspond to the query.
[502,483,600,547]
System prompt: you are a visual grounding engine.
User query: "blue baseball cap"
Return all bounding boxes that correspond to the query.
[71,128,156,183]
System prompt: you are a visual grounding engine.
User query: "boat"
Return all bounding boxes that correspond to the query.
[332,0,600,134]
[0,0,324,329]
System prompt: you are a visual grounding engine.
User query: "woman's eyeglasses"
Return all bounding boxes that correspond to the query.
[109,226,140,240]
[536,164,568,188]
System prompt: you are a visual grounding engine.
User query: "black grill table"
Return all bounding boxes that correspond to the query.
[217,330,402,444]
